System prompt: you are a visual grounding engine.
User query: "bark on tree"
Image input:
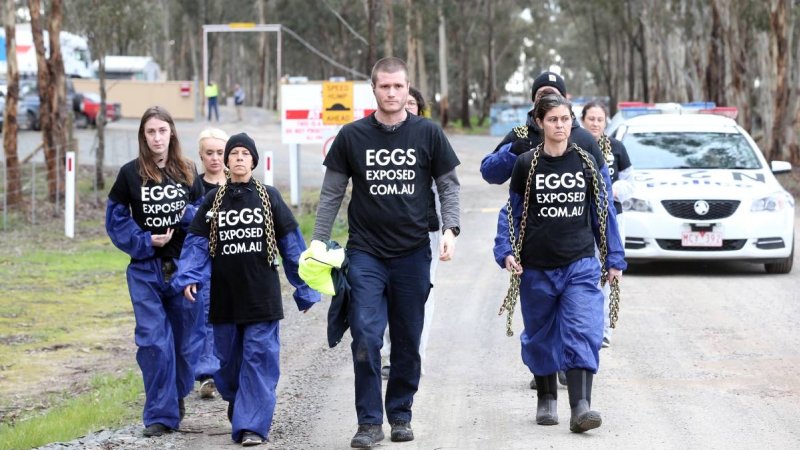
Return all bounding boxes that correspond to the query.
[405,0,417,86]
[438,0,449,126]
[367,0,377,74]
[29,1,59,203]
[384,1,394,57]
[3,0,22,208]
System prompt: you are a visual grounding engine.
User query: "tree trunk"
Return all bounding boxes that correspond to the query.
[96,49,107,191]
[160,0,173,80]
[384,1,394,57]
[415,7,428,100]
[706,1,726,106]
[405,0,417,86]
[479,0,495,126]
[458,37,470,128]
[257,0,267,108]
[29,1,57,203]
[49,0,69,193]
[767,0,790,162]
[438,0,449,126]
[367,0,377,74]
[3,0,22,208]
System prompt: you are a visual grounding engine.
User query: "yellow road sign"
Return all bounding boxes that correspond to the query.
[322,81,354,125]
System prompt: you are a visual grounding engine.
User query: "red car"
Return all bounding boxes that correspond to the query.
[75,92,121,128]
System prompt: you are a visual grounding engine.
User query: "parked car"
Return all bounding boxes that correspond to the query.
[614,112,795,273]
[17,78,82,131]
[75,92,121,128]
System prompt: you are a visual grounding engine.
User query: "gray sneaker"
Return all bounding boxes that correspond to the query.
[350,424,384,448]
[381,365,391,379]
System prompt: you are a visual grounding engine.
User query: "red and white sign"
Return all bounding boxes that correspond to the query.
[281,82,377,144]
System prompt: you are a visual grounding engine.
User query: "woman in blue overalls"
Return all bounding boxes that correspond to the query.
[494,94,626,433]
[106,106,204,437]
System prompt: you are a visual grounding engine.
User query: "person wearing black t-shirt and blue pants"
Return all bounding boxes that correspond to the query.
[310,57,461,448]
[494,95,626,433]
[190,128,229,400]
[172,133,320,446]
[106,106,205,437]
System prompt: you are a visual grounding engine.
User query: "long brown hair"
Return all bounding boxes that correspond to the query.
[136,106,195,185]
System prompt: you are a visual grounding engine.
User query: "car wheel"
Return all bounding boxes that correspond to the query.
[75,112,89,129]
[765,239,794,274]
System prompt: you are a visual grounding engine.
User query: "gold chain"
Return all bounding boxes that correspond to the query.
[206,179,280,268]
[207,183,227,258]
[253,179,280,268]
[498,144,541,337]
[499,143,622,335]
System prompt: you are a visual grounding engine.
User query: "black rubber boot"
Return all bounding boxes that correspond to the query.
[534,374,559,425]
[566,369,602,433]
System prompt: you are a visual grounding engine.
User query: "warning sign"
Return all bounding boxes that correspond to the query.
[281,82,377,144]
[322,81,354,125]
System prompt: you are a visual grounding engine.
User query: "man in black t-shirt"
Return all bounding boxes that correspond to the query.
[309,57,461,448]
[172,133,320,446]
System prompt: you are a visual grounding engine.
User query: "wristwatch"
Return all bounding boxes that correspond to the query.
[446,226,460,237]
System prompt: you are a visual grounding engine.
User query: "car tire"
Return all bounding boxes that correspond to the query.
[75,112,89,129]
[765,239,794,274]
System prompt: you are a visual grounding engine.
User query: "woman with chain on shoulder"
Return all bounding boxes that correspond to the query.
[172,133,320,446]
[494,94,626,433]
[581,101,634,348]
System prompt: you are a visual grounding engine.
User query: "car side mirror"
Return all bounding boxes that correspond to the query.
[770,160,792,174]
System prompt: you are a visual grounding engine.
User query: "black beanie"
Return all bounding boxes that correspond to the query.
[531,71,567,101]
[224,132,259,169]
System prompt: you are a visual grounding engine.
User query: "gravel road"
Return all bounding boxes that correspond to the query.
[34,128,800,450]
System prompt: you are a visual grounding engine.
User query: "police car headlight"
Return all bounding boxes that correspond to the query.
[622,197,653,213]
[751,191,795,212]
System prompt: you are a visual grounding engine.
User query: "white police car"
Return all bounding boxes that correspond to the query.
[614,112,795,273]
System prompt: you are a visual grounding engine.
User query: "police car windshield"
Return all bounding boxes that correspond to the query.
[622,132,762,170]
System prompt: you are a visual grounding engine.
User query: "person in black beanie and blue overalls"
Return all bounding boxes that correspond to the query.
[172,133,320,446]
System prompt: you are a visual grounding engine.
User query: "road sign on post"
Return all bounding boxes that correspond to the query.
[322,81,354,125]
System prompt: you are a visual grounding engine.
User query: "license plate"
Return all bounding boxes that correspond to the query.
[681,231,723,247]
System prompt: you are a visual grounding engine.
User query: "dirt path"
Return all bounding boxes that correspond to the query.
[34,133,800,449]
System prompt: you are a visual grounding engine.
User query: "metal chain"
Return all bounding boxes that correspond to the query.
[206,178,280,268]
[207,184,228,258]
[253,179,281,268]
[499,143,622,335]
[575,143,622,329]
[499,144,541,337]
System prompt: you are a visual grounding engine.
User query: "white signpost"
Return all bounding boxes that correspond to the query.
[280,82,377,205]
[263,150,274,186]
[64,151,76,238]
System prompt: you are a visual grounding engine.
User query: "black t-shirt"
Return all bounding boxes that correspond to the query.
[108,160,202,260]
[509,146,597,269]
[324,113,460,258]
[603,137,632,214]
[190,180,297,324]
[199,173,224,194]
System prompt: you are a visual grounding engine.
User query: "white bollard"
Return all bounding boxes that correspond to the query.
[64,151,76,238]
[263,150,274,186]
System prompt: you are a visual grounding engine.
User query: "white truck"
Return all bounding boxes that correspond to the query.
[0,23,94,85]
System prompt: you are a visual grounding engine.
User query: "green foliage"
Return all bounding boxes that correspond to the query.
[448,116,490,135]
[0,371,142,450]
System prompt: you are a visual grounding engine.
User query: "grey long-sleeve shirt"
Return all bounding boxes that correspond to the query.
[312,168,461,241]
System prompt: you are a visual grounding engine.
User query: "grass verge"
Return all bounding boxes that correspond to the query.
[0,370,142,450]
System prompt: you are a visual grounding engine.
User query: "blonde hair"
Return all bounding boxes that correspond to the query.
[198,127,229,148]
